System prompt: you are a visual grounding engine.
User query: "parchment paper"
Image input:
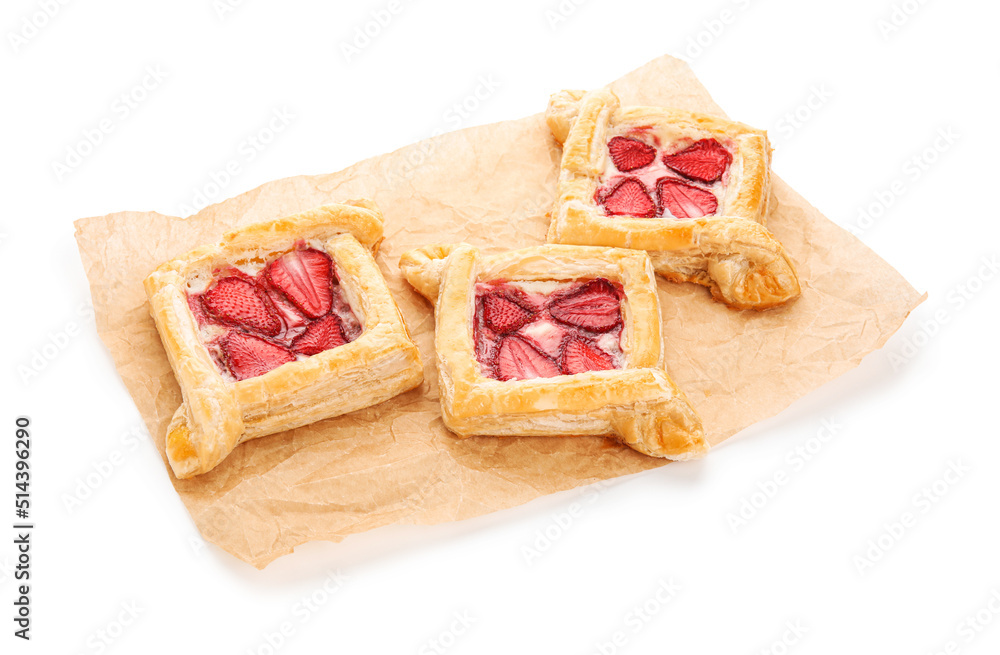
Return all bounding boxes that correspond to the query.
[74,55,924,569]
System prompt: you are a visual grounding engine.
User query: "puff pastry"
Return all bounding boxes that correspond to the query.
[546,88,800,310]
[399,243,707,460]
[144,200,423,479]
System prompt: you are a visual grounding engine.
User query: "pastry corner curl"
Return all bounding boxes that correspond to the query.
[651,219,801,310]
[610,378,708,460]
[165,386,245,479]
[398,243,466,303]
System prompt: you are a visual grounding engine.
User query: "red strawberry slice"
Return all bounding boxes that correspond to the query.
[266,289,310,330]
[548,279,622,333]
[483,292,534,334]
[187,294,210,327]
[608,136,656,172]
[266,248,334,319]
[219,330,294,380]
[475,323,500,370]
[662,138,732,183]
[561,336,615,375]
[290,314,346,355]
[657,178,719,219]
[330,287,363,342]
[599,178,657,218]
[495,336,562,381]
[202,277,281,336]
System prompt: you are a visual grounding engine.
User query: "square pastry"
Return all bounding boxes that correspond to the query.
[144,199,423,479]
[399,243,707,460]
[546,88,800,310]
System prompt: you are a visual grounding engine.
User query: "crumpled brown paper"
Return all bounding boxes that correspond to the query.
[74,54,923,569]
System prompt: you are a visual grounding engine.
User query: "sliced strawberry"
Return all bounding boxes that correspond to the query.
[561,336,615,375]
[662,138,732,183]
[657,178,719,218]
[202,277,281,336]
[599,178,657,218]
[495,336,562,381]
[187,294,210,327]
[483,291,534,334]
[265,248,334,319]
[330,286,363,342]
[475,323,500,371]
[219,330,294,380]
[290,314,346,355]
[266,289,310,330]
[548,279,622,333]
[608,136,656,172]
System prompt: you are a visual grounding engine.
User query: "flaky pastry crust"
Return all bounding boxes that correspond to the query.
[144,200,423,479]
[399,243,707,460]
[546,88,800,310]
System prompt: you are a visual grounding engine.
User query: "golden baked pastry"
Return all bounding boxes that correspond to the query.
[399,243,707,460]
[546,88,800,310]
[144,200,423,479]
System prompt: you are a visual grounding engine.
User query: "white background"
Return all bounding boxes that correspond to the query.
[2,0,999,653]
